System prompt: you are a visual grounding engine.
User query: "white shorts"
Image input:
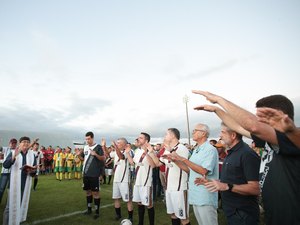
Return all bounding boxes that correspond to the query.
[132,185,152,206]
[105,169,113,176]
[166,190,189,219]
[112,182,131,202]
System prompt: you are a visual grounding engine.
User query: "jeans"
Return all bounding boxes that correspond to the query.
[227,209,259,225]
[0,173,10,203]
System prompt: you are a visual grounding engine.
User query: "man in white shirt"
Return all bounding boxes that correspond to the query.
[148,128,191,225]
[126,132,156,225]
[112,138,134,222]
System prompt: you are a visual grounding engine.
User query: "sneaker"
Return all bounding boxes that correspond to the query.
[83,210,92,215]
[115,215,122,220]
[93,214,99,219]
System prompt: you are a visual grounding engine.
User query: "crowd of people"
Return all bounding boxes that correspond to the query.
[0,90,299,225]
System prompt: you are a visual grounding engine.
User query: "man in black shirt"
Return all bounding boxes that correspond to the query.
[78,131,105,219]
[203,124,260,225]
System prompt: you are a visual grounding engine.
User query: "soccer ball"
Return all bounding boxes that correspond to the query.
[120,219,132,225]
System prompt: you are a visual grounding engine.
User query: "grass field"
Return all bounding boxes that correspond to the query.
[0,174,265,225]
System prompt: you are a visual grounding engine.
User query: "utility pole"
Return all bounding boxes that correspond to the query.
[183,94,191,145]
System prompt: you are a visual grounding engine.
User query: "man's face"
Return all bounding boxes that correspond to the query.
[85,136,94,146]
[19,140,30,151]
[116,140,126,150]
[137,134,148,147]
[32,144,39,151]
[192,125,205,142]
[9,142,17,149]
[220,126,232,147]
[164,130,173,144]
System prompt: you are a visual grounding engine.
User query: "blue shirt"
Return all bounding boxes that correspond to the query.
[188,141,219,208]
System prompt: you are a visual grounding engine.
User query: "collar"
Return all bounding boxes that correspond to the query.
[227,140,243,155]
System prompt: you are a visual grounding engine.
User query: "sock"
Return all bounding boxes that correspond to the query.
[171,218,181,225]
[56,172,59,180]
[115,207,121,217]
[60,172,63,180]
[87,195,93,211]
[78,173,81,179]
[128,210,133,220]
[103,175,106,184]
[108,175,112,184]
[94,198,100,214]
[33,177,38,190]
[65,173,68,179]
[148,207,155,225]
[68,173,71,180]
[138,205,145,225]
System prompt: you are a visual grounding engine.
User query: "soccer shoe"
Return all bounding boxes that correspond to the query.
[93,214,99,219]
[83,210,92,215]
[115,215,122,220]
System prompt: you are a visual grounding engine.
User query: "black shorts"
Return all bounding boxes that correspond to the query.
[83,176,100,192]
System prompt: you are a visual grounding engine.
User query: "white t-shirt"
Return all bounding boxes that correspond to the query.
[133,148,152,187]
[160,143,189,191]
[113,151,130,183]
[33,150,44,165]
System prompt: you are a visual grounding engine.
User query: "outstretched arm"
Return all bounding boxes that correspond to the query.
[192,90,278,145]
[194,104,251,138]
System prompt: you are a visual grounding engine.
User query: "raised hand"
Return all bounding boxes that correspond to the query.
[194,104,219,112]
[101,138,106,147]
[192,90,221,104]
[256,107,296,133]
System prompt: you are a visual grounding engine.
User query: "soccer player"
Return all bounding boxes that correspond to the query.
[53,147,65,181]
[32,142,45,191]
[148,128,191,225]
[126,132,156,225]
[77,131,105,219]
[74,148,83,179]
[64,146,74,180]
[111,138,134,222]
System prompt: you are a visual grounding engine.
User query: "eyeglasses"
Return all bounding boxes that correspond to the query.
[192,129,206,133]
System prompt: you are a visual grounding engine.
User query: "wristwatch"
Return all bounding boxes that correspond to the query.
[228,183,234,192]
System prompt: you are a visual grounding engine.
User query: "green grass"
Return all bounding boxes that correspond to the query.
[0,174,265,225]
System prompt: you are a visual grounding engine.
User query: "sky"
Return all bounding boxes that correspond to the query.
[0,0,300,145]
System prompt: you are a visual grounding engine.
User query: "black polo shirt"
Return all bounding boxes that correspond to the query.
[220,140,260,219]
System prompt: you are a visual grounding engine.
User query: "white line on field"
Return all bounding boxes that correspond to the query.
[24,203,114,225]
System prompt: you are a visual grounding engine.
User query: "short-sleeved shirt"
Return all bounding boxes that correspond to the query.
[133,148,152,187]
[160,143,189,191]
[113,151,130,183]
[252,131,300,225]
[82,144,104,177]
[1,147,13,174]
[220,140,260,219]
[188,141,219,208]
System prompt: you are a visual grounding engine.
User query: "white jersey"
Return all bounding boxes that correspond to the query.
[160,143,189,191]
[133,148,152,187]
[113,151,130,183]
[1,147,13,173]
[33,150,44,165]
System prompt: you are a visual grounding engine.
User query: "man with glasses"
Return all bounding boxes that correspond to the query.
[173,124,219,225]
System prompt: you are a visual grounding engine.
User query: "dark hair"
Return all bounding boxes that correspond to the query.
[19,136,30,143]
[256,94,294,121]
[85,131,94,138]
[9,138,17,144]
[168,128,180,140]
[141,132,151,142]
[33,142,40,146]
[210,139,217,145]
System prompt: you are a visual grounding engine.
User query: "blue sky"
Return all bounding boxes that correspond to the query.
[1,0,299,144]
